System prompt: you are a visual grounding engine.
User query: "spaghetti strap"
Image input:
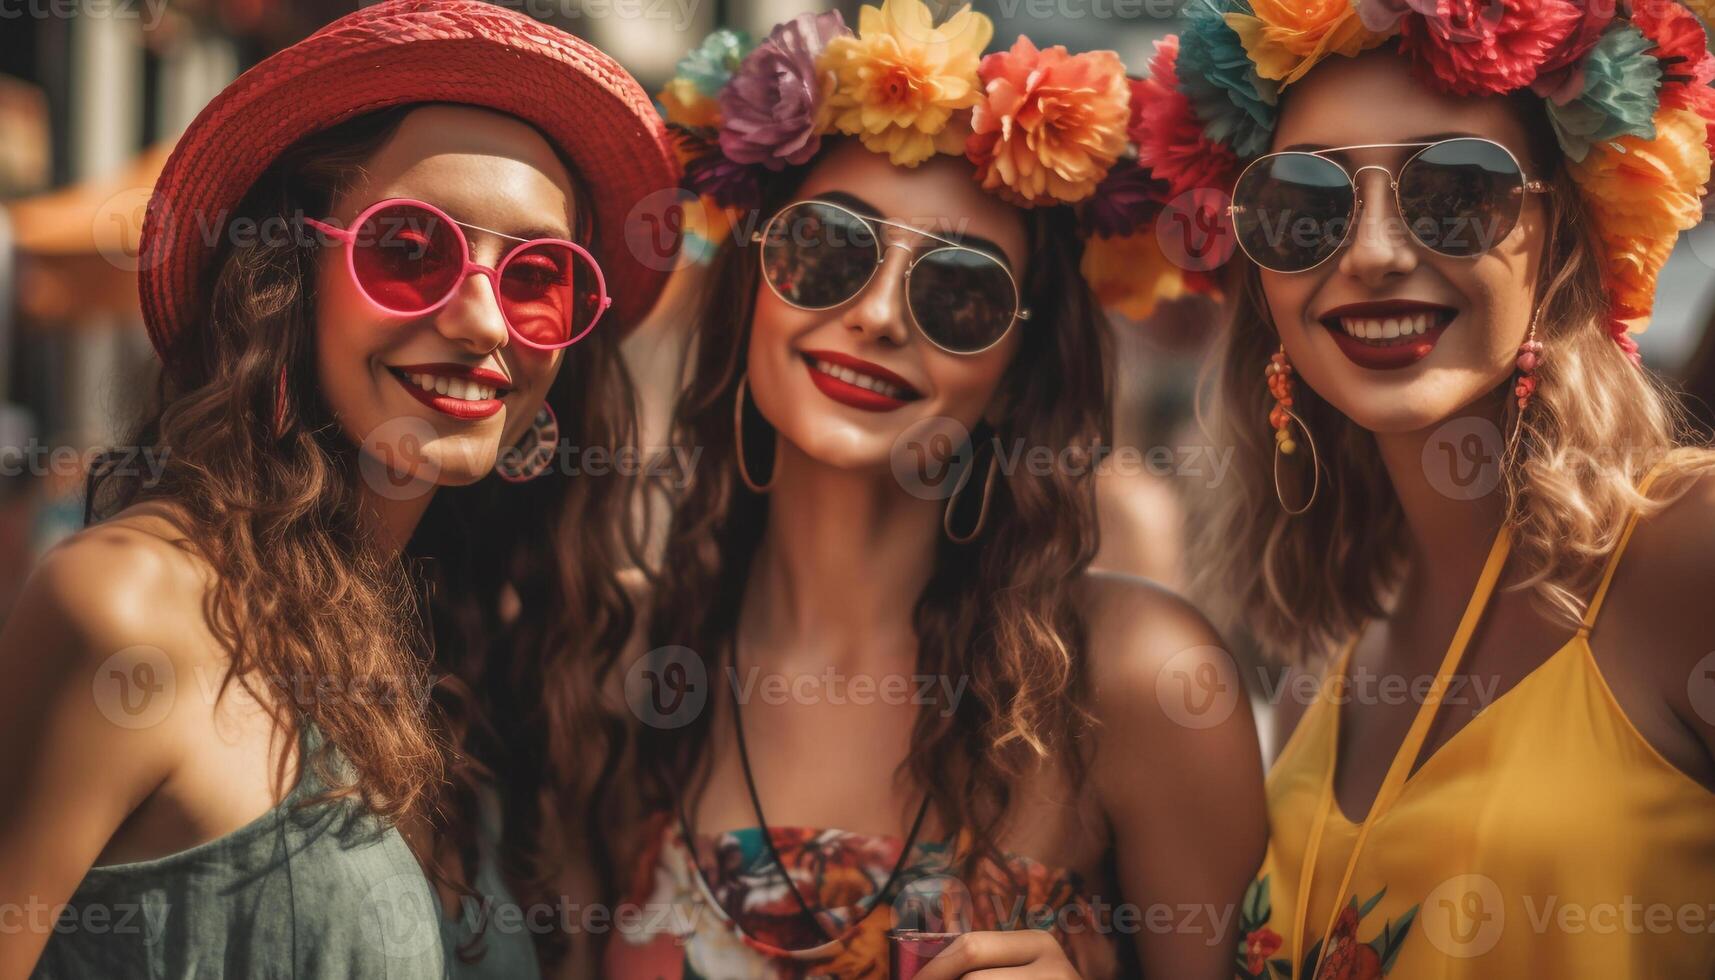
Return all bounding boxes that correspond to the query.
[1580,466,1668,635]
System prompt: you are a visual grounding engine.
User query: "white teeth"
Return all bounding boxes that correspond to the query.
[1339,312,1443,343]
[810,358,909,400]
[403,372,499,402]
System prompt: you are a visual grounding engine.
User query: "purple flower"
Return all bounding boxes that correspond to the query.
[1353,0,1438,34]
[1082,159,1170,240]
[718,11,849,170]
[676,127,763,212]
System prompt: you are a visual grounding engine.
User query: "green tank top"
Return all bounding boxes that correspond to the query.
[31,728,446,979]
[438,785,542,979]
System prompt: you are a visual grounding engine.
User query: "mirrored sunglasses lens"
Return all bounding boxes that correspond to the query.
[907,247,1018,354]
[351,203,464,312]
[1398,138,1527,257]
[1232,154,1355,273]
[760,202,880,309]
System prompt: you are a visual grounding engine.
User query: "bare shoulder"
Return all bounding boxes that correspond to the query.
[1078,569,1235,702]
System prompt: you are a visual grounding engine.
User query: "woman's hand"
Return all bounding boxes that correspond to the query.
[910,929,1081,980]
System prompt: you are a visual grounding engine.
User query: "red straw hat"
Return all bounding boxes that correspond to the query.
[139,0,680,355]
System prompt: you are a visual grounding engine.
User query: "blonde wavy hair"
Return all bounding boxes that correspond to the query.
[1189,114,1715,666]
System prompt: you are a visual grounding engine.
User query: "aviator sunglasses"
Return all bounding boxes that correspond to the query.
[751,199,1032,356]
[304,198,610,350]
[1228,137,1549,274]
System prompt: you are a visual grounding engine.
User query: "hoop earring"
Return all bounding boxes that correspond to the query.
[1266,346,1319,516]
[733,374,776,493]
[943,444,998,544]
[497,403,559,483]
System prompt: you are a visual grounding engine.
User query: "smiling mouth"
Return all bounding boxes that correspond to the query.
[387,365,512,420]
[1319,304,1457,371]
[801,351,923,412]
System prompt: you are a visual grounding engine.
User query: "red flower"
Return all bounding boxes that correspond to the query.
[1244,927,1284,974]
[1128,36,1240,198]
[1316,907,1383,980]
[1529,0,1616,103]
[1632,0,1715,111]
[1399,0,1584,96]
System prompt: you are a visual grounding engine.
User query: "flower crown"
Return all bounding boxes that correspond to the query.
[657,0,1160,304]
[1125,0,1715,359]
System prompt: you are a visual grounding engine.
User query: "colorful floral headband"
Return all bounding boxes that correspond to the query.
[657,0,1156,299]
[1123,0,1715,358]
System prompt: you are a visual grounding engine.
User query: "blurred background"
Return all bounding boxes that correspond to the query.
[3,3,1714,735]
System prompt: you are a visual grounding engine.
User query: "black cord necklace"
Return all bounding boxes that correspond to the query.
[721,647,933,945]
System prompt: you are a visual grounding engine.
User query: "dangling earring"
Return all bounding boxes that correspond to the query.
[1267,345,1319,516]
[733,374,776,493]
[1508,308,1544,453]
[943,443,998,544]
[497,403,559,483]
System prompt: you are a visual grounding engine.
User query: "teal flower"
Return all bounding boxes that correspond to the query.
[1547,23,1661,162]
[675,29,755,97]
[1177,0,1278,159]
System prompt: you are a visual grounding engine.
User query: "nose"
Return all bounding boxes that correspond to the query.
[1336,166,1417,285]
[842,241,912,347]
[433,268,511,354]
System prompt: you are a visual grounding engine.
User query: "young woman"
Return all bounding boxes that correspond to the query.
[0,3,677,977]
[1129,1,1715,976]
[588,4,1268,977]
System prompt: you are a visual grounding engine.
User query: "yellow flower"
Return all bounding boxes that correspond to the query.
[1081,232,1188,321]
[658,77,722,129]
[1226,0,1392,88]
[1571,106,1713,322]
[816,0,993,167]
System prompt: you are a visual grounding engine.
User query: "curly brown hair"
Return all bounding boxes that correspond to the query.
[576,145,1115,925]
[86,105,642,968]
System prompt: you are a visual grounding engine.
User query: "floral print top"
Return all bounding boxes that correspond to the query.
[606,813,1123,979]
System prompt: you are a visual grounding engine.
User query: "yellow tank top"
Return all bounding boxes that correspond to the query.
[1240,486,1715,979]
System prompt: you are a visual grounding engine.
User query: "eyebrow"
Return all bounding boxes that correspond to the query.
[808,191,1013,269]
[1278,132,1481,154]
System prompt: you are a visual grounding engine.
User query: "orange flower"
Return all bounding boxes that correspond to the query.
[1225,0,1392,88]
[1080,232,1188,321]
[817,0,992,167]
[1571,106,1713,323]
[658,77,723,129]
[965,38,1130,206]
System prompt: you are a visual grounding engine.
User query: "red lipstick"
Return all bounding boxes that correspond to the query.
[1320,301,1455,371]
[801,349,922,413]
[388,363,512,420]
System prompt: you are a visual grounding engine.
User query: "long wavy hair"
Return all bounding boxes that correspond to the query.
[576,142,1114,914]
[86,105,640,967]
[1189,98,1715,665]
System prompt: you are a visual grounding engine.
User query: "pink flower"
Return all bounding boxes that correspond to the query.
[1399,0,1585,96]
[965,37,1132,206]
[1128,36,1240,198]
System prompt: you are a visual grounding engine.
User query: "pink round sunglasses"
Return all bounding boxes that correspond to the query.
[304,197,610,351]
